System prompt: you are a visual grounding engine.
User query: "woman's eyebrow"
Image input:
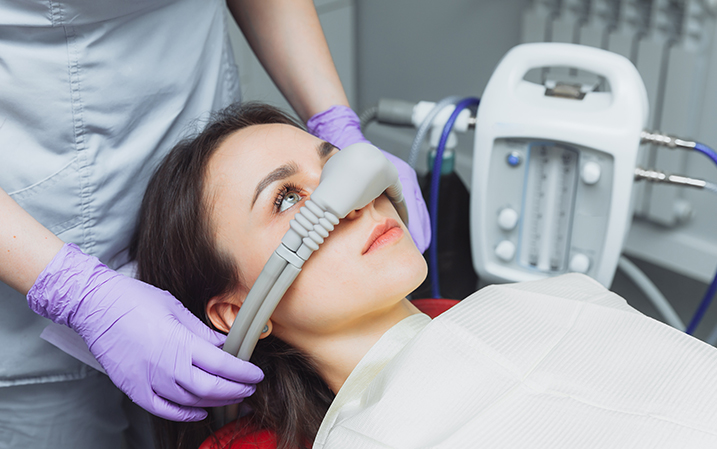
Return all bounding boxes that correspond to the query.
[317,140,338,159]
[251,162,299,209]
[250,142,336,210]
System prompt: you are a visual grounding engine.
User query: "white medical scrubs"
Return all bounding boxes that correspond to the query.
[0,1,240,447]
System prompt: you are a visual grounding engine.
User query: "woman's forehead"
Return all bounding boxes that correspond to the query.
[223,123,318,158]
[209,124,319,177]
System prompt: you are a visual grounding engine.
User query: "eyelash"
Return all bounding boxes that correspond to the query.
[273,182,304,212]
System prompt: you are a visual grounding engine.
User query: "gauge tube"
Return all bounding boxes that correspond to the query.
[520,142,579,272]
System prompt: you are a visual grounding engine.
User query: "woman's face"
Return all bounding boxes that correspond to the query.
[205,124,427,348]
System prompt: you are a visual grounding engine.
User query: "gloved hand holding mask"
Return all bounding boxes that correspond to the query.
[27,243,264,422]
[307,105,431,253]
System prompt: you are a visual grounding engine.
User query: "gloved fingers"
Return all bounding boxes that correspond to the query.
[153,375,255,409]
[191,339,264,384]
[158,358,257,408]
[306,105,369,149]
[152,368,254,409]
[174,370,257,407]
[146,393,209,422]
[380,150,432,253]
[403,173,431,253]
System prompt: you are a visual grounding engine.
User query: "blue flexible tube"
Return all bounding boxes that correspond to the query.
[685,141,717,335]
[429,97,480,298]
[694,142,717,166]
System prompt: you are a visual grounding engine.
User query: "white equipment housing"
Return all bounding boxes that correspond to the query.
[470,42,649,287]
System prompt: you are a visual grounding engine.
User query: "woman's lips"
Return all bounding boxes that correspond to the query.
[362,219,403,255]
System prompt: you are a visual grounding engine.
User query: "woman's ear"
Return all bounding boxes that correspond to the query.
[206,295,274,338]
[206,297,241,334]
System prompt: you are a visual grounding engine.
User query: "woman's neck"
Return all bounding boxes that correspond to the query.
[287,298,421,394]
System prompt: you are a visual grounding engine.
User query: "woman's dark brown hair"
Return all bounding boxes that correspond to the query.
[129,102,335,449]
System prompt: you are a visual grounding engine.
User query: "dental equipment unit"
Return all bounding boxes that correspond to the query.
[469,43,717,334]
[471,42,649,287]
[363,42,717,335]
[216,143,408,424]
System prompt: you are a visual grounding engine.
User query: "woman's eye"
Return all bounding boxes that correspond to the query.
[279,192,302,212]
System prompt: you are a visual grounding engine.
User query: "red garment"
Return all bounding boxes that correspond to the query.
[410,298,460,318]
[199,419,278,449]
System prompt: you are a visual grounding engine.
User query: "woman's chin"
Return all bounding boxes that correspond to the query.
[383,256,428,300]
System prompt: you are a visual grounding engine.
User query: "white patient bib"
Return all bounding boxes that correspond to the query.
[314,274,717,448]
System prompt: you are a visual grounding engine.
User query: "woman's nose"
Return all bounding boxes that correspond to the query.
[344,198,376,220]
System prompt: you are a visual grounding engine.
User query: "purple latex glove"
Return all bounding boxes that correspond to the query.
[307,105,431,253]
[27,243,264,422]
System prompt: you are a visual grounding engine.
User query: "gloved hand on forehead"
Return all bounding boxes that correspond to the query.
[307,105,431,253]
[27,243,264,422]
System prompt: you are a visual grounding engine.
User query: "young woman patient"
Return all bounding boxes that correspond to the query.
[130,102,427,448]
[131,103,717,449]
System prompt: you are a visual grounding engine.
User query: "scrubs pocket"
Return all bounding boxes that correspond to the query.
[8,158,82,236]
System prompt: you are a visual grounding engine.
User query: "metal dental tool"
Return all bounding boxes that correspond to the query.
[223,142,408,362]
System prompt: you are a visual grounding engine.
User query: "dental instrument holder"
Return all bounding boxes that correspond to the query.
[217,142,407,425]
[471,43,649,287]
